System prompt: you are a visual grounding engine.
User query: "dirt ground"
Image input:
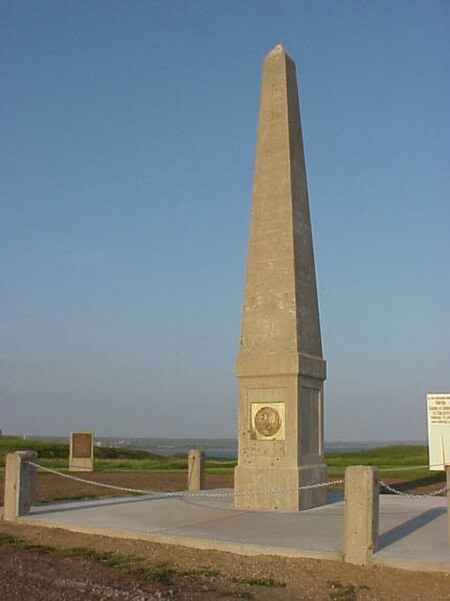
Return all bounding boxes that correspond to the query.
[0,472,449,600]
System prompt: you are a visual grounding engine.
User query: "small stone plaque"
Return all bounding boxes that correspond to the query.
[72,433,93,459]
[251,402,285,440]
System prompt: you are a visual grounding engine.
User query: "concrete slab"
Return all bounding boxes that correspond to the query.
[6,491,449,573]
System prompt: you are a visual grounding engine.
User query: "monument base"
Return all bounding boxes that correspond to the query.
[234,464,327,511]
[69,458,94,472]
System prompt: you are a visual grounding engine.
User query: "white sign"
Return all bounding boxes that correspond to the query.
[427,394,450,471]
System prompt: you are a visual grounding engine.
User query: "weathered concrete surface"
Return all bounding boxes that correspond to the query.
[235,44,326,510]
[344,466,379,565]
[188,450,205,492]
[9,493,450,573]
[3,451,37,521]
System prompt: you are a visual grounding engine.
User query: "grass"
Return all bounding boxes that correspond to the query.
[218,592,253,599]
[0,531,284,593]
[327,580,357,601]
[0,437,70,461]
[0,436,233,473]
[232,576,286,588]
[0,436,160,464]
[0,531,219,583]
[325,444,447,491]
[326,444,428,465]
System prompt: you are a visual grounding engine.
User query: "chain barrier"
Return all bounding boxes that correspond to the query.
[379,480,450,498]
[378,461,450,496]
[26,461,342,499]
[27,461,450,500]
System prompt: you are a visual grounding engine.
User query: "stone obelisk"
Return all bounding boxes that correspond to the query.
[234,45,327,511]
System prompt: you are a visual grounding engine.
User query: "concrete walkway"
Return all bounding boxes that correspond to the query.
[13,491,450,573]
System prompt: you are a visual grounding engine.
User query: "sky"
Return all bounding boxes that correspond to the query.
[1,1,449,441]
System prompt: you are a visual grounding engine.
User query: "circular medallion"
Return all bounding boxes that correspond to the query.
[254,406,282,437]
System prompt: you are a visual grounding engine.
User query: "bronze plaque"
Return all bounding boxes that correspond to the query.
[72,433,92,458]
[255,406,282,436]
[251,402,285,440]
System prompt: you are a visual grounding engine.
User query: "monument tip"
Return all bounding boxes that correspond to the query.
[268,44,287,56]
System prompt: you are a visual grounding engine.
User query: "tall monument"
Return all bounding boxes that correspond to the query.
[234,45,327,510]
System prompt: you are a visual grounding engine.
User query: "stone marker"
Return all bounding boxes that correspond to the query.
[234,45,327,510]
[69,431,94,472]
[344,466,379,565]
[188,449,205,492]
[4,451,37,521]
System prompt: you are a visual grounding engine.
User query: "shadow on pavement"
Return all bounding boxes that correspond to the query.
[378,507,445,550]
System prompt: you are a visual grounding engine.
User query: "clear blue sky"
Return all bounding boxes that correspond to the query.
[1,1,449,441]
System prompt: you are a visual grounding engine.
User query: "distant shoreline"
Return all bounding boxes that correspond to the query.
[18,434,427,460]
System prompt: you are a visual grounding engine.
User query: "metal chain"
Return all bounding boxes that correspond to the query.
[26,462,342,499]
[27,462,176,496]
[379,480,450,498]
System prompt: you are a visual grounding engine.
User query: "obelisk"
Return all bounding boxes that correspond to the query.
[234,45,327,511]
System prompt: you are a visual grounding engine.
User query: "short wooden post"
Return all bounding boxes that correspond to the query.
[344,465,379,565]
[188,449,205,492]
[4,451,37,521]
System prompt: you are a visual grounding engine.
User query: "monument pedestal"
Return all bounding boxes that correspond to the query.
[234,352,326,511]
[235,464,326,511]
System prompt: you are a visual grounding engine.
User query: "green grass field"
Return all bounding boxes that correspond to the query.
[0,436,236,474]
[0,435,443,484]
